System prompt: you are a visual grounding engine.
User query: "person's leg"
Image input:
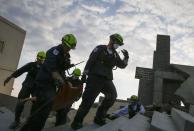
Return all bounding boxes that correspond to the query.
[71,76,100,129]
[55,104,72,126]
[9,86,31,129]
[19,87,55,131]
[95,80,117,125]
[16,86,31,120]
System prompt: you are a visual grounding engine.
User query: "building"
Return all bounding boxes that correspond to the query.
[135,35,194,110]
[0,16,26,95]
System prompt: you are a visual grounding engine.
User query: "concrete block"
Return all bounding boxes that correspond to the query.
[0,93,32,118]
[175,77,194,105]
[94,114,150,131]
[0,93,17,111]
[43,125,74,131]
[172,108,194,131]
[0,107,14,131]
[77,123,100,131]
[150,111,178,131]
[189,105,194,116]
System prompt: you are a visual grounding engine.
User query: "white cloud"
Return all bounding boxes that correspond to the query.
[101,0,116,4]
[1,0,194,100]
[81,4,108,13]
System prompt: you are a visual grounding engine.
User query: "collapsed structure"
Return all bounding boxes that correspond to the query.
[135,35,194,112]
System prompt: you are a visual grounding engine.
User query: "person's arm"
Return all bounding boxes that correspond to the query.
[44,49,65,86]
[115,50,129,69]
[12,63,32,78]
[52,72,64,85]
[4,63,32,86]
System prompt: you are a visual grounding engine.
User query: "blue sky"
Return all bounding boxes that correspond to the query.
[1,0,194,105]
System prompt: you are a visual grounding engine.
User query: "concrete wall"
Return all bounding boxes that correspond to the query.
[138,79,153,106]
[175,77,194,105]
[153,35,170,71]
[137,35,171,106]
[163,79,182,104]
[0,16,26,95]
[190,105,194,116]
[153,71,185,105]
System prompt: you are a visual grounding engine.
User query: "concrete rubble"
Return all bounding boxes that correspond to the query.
[0,107,14,131]
[1,93,194,131]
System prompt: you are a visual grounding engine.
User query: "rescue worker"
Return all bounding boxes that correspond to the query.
[107,95,145,120]
[19,34,77,131]
[128,95,145,118]
[3,51,46,129]
[71,33,129,130]
[55,68,83,126]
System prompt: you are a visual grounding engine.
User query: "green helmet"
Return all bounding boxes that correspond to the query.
[62,34,77,49]
[130,95,138,101]
[37,51,46,60]
[110,33,124,45]
[73,68,81,77]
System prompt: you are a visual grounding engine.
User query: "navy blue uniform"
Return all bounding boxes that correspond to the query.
[20,44,72,131]
[11,62,42,122]
[72,45,128,126]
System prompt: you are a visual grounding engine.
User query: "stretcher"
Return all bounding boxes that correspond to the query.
[52,83,83,111]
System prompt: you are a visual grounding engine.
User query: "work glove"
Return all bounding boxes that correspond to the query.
[4,76,12,86]
[121,49,129,59]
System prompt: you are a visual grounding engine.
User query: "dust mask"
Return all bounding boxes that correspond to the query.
[113,44,119,49]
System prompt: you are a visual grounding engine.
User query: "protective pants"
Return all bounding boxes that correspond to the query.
[15,85,33,122]
[72,75,117,124]
[55,104,72,126]
[19,85,56,131]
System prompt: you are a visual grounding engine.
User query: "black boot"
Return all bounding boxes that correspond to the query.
[71,121,83,130]
[94,117,106,126]
[9,120,20,129]
[71,107,86,130]
[10,101,24,129]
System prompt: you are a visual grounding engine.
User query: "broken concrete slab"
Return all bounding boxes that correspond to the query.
[43,125,74,131]
[189,105,194,116]
[150,111,178,131]
[93,117,129,131]
[43,121,100,131]
[0,107,15,131]
[0,93,17,111]
[77,123,100,131]
[0,93,32,118]
[175,77,194,105]
[94,114,150,131]
[172,108,194,131]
